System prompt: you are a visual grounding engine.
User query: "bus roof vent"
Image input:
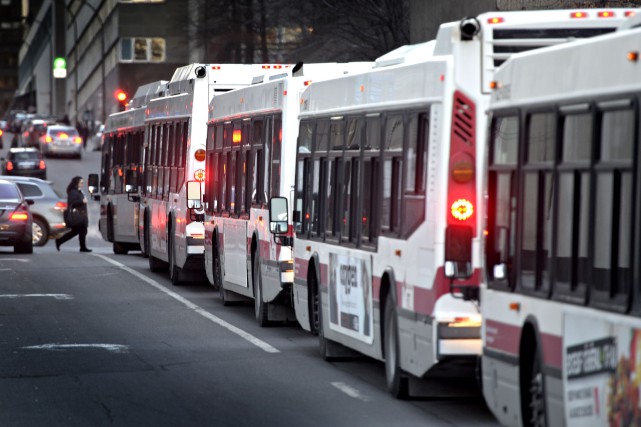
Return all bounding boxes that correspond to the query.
[131,80,168,108]
[374,41,436,68]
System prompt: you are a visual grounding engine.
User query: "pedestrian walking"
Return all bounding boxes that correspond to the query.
[56,176,92,253]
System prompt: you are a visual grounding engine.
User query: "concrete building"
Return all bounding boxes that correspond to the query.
[0,0,26,117]
[13,0,191,125]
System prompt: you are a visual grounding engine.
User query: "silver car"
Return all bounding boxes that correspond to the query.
[40,125,83,159]
[0,176,67,246]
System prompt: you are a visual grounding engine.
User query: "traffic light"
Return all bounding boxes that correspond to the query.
[114,89,128,111]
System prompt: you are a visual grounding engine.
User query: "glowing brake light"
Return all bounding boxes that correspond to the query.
[74,137,82,144]
[59,132,69,139]
[54,201,67,210]
[45,136,52,143]
[10,212,28,221]
[625,11,636,17]
[487,17,504,24]
[39,160,46,170]
[451,199,474,221]
[598,11,615,18]
[0,130,3,136]
[6,161,14,171]
[570,11,588,18]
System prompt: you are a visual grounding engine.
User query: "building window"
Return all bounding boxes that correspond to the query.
[120,38,165,62]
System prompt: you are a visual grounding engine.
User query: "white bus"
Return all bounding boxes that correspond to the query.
[139,63,289,285]
[482,12,641,427]
[266,9,636,399]
[89,81,167,255]
[202,63,372,325]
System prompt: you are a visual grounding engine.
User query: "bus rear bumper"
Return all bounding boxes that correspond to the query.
[438,338,482,357]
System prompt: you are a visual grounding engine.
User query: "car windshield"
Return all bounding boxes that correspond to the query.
[0,183,20,200]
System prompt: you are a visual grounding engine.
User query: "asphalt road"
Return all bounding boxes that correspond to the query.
[0,132,501,427]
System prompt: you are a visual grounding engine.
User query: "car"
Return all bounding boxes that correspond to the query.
[1,147,47,180]
[39,125,83,159]
[0,176,67,247]
[23,118,54,148]
[0,179,33,253]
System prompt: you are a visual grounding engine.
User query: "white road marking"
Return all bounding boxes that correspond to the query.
[331,382,371,402]
[0,258,28,262]
[0,294,73,300]
[0,268,11,271]
[21,343,129,353]
[93,254,280,354]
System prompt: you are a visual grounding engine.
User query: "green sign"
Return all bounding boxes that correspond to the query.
[53,57,67,79]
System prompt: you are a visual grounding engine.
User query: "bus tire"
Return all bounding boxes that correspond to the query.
[168,229,184,285]
[522,340,547,427]
[113,241,128,255]
[252,251,269,326]
[308,263,320,336]
[384,296,409,399]
[106,206,115,242]
[140,210,150,258]
[214,238,231,305]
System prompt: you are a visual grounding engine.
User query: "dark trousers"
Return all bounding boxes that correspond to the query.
[57,225,88,250]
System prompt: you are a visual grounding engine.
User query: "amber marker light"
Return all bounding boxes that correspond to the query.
[628,51,639,62]
[509,302,521,312]
[598,11,615,17]
[487,17,504,24]
[195,148,206,161]
[570,11,588,18]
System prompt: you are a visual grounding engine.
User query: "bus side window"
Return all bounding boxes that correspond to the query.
[382,115,403,234]
[401,113,428,238]
[341,117,361,243]
[311,120,329,239]
[271,115,282,198]
[486,114,519,289]
[362,117,381,246]
[295,120,313,235]
[251,119,263,206]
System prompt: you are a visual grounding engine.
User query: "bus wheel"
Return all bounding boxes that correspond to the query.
[113,241,128,255]
[384,296,409,399]
[107,206,114,242]
[168,232,183,285]
[525,345,547,427]
[253,253,269,326]
[309,272,320,336]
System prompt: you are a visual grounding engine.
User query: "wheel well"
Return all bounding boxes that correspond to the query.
[519,321,538,424]
[32,214,49,233]
[379,273,392,358]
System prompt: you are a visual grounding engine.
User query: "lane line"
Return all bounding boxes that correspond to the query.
[0,258,28,262]
[92,254,280,354]
[331,382,371,402]
[0,294,73,300]
[21,343,129,353]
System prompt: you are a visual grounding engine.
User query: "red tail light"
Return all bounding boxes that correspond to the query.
[445,90,477,279]
[6,161,14,171]
[0,130,3,136]
[39,160,46,169]
[54,201,67,210]
[74,137,82,144]
[45,136,52,143]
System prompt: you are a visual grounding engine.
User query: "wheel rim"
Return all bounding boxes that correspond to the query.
[254,260,261,318]
[385,311,397,383]
[312,290,320,333]
[529,359,546,427]
[32,220,46,246]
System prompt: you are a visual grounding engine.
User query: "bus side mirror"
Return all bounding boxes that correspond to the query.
[125,169,140,202]
[186,181,202,209]
[269,197,288,234]
[269,197,291,246]
[87,173,100,201]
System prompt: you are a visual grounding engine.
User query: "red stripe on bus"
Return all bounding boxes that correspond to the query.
[485,319,562,370]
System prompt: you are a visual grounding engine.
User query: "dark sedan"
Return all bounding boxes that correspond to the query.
[1,148,47,180]
[0,179,33,253]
